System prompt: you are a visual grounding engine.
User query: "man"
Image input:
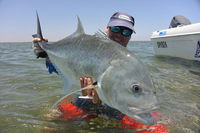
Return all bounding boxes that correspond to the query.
[33,12,168,132]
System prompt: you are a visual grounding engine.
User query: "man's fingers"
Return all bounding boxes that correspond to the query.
[87,77,93,85]
[44,37,48,41]
[33,38,41,42]
[80,77,93,87]
[92,91,97,103]
[86,89,92,96]
[80,77,84,88]
[92,90,101,104]
[86,77,94,96]
[83,77,88,87]
[33,37,48,42]
[80,77,92,96]
[80,77,87,96]
[80,77,98,99]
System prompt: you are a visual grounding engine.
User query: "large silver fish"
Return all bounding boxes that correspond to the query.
[33,13,158,125]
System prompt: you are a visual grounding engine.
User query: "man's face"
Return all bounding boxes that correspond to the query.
[107,26,132,47]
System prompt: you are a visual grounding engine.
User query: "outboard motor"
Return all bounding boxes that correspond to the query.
[169,15,191,28]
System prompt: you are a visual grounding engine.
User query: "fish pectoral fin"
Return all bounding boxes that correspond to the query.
[51,84,98,108]
[80,84,97,91]
[64,84,98,99]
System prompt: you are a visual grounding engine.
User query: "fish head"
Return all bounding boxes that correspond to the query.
[98,59,158,125]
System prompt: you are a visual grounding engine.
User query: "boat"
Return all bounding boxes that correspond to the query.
[151,15,200,61]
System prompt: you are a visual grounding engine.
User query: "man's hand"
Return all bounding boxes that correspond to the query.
[33,37,48,43]
[80,77,102,104]
[32,37,48,58]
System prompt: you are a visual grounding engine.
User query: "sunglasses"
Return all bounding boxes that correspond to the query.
[109,26,133,37]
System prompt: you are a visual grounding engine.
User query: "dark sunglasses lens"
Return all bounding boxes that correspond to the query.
[122,29,133,36]
[110,26,121,33]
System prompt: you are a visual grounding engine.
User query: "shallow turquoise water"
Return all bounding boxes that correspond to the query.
[0,42,199,133]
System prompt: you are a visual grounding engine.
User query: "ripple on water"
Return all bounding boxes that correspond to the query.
[0,42,200,133]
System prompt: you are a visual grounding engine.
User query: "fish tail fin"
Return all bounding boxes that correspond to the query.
[32,11,44,41]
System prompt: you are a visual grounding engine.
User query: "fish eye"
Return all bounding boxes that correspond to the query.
[131,84,142,93]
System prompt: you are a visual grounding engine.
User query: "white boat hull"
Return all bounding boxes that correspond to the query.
[151,23,200,61]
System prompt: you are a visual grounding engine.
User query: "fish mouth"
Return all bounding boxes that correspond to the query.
[127,105,158,126]
[131,113,158,126]
[128,105,158,114]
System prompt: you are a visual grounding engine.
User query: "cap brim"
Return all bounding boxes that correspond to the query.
[108,19,136,33]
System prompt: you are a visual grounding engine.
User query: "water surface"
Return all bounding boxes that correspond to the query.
[0,42,199,133]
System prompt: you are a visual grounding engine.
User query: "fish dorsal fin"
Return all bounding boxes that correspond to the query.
[76,16,85,34]
[70,16,85,37]
[94,29,109,40]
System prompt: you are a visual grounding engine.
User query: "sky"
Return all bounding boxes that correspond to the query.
[0,0,200,42]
